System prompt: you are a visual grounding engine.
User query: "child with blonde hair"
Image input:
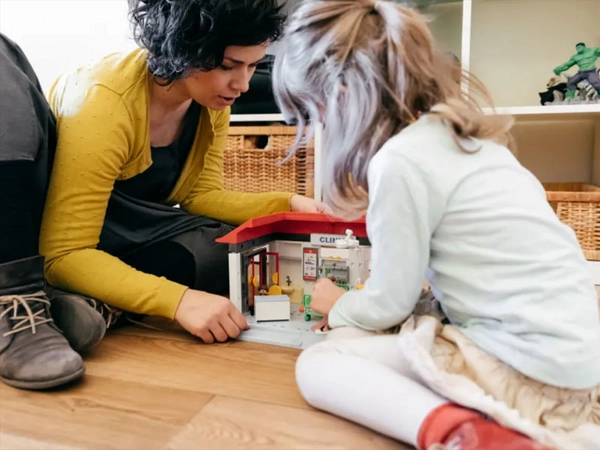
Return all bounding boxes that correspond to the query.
[272,1,600,449]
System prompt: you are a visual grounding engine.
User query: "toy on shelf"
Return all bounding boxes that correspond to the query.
[546,42,600,105]
[216,212,371,349]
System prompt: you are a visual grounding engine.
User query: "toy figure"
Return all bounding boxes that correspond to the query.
[539,76,568,105]
[335,229,359,248]
[553,42,600,99]
[257,284,269,296]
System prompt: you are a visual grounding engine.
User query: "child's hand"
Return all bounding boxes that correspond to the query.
[290,194,332,214]
[310,278,347,315]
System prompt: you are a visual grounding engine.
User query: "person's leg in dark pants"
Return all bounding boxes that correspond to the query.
[0,162,85,389]
[88,219,233,331]
[169,221,233,296]
[0,34,101,389]
[121,220,233,307]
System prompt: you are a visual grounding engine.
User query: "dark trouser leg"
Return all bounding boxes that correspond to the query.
[121,240,197,289]
[0,163,84,389]
[0,162,106,356]
[0,162,37,264]
[122,220,234,298]
[170,221,233,296]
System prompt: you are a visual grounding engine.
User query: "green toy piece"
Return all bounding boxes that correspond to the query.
[303,283,351,321]
[302,294,322,321]
[553,42,600,99]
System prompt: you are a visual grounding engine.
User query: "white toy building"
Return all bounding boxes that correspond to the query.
[215,212,371,349]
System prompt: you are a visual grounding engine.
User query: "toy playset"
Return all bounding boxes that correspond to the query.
[215,212,371,349]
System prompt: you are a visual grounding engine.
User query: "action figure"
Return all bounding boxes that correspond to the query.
[257,284,269,296]
[553,42,600,99]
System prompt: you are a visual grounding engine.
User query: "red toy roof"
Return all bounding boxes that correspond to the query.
[216,212,367,245]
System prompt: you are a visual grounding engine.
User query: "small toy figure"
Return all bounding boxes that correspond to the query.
[257,284,269,296]
[553,42,600,100]
[539,76,568,105]
[335,229,359,248]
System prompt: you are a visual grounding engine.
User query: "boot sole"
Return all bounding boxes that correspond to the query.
[1,366,85,390]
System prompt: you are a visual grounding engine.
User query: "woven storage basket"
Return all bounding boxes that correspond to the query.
[543,183,600,261]
[223,126,314,198]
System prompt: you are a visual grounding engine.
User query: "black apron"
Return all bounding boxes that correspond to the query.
[97,100,233,294]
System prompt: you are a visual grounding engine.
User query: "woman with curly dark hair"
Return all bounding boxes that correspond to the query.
[38,0,325,350]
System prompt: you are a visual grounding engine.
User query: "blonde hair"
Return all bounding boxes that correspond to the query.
[272,0,514,217]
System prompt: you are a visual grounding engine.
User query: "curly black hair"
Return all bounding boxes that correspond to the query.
[129,0,286,84]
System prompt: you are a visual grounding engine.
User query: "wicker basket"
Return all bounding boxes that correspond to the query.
[223,126,314,198]
[543,183,600,261]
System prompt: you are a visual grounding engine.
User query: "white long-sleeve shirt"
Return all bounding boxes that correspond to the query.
[328,115,600,390]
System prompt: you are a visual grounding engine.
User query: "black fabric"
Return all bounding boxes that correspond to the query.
[0,34,57,267]
[98,190,233,294]
[121,224,232,296]
[0,256,45,296]
[230,55,280,114]
[115,101,201,203]
[0,162,37,264]
[122,239,197,289]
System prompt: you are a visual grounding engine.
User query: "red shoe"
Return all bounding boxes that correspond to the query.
[435,416,553,450]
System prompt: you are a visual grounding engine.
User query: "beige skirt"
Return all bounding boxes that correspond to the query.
[392,314,600,449]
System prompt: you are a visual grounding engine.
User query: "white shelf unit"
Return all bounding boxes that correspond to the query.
[230,0,600,195]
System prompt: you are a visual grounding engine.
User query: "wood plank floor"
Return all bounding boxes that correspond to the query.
[0,320,410,449]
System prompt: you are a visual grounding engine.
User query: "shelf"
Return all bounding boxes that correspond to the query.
[483,104,600,121]
[230,114,286,123]
[231,106,599,124]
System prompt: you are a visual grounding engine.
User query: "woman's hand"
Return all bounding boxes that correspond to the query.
[175,289,249,343]
[290,194,332,214]
[310,278,347,316]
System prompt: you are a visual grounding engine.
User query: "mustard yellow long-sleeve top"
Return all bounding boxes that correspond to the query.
[40,49,293,319]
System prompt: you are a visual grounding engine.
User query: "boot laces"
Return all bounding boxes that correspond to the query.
[86,298,124,329]
[0,291,53,337]
[86,298,162,331]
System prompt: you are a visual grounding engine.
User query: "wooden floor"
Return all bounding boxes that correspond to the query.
[0,319,410,450]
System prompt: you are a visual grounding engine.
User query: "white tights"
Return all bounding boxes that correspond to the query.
[295,327,447,448]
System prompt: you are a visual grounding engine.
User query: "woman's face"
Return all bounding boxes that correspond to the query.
[182,44,267,110]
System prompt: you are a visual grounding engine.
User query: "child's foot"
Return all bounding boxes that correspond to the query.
[438,416,552,450]
[419,404,552,450]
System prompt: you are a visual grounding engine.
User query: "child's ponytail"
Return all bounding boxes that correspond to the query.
[273,0,515,217]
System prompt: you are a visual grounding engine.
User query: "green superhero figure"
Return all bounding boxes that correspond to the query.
[553,42,600,99]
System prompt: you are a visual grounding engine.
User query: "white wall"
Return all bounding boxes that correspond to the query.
[0,0,137,94]
[471,0,600,108]
[427,2,463,59]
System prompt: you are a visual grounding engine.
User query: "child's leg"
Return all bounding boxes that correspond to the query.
[297,331,553,449]
[296,340,446,446]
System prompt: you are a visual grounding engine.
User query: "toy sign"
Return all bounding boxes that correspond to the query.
[303,247,318,281]
[310,233,347,246]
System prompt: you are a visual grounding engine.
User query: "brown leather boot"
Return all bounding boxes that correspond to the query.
[0,256,84,390]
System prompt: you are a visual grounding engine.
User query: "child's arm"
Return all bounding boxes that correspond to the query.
[328,147,440,331]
